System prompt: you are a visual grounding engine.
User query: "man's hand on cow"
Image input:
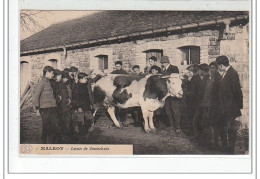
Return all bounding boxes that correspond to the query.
[100,71,106,77]
[67,99,71,105]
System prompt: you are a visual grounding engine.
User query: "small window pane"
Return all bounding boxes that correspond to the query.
[179,46,200,65]
[96,55,108,70]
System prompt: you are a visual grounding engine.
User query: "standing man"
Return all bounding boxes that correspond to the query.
[32,66,59,144]
[161,56,181,133]
[69,66,79,90]
[111,61,128,127]
[216,55,243,154]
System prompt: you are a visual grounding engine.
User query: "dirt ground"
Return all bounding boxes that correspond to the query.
[20,108,248,155]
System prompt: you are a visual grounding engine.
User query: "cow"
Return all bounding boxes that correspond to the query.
[92,74,183,133]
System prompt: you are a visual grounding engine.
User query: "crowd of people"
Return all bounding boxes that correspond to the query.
[32,55,243,154]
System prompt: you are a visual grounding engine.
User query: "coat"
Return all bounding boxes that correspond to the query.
[185,74,201,112]
[162,64,179,75]
[54,82,72,113]
[111,69,128,74]
[219,66,243,119]
[72,75,102,111]
[32,76,57,109]
[72,82,92,111]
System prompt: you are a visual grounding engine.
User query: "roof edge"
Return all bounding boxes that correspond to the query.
[20,14,249,56]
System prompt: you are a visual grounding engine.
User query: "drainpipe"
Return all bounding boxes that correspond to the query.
[223,19,231,33]
[63,46,67,59]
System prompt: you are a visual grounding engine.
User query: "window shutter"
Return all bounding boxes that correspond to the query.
[104,56,108,69]
[98,57,104,70]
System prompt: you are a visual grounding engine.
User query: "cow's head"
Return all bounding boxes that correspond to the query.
[162,74,183,98]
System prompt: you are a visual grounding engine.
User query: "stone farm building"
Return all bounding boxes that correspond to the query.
[20,11,249,126]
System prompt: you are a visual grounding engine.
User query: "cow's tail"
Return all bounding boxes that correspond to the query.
[93,85,106,104]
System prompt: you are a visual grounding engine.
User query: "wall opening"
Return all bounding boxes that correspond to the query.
[20,61,30,95]
[178,46,200,65]
[143,49,163,63]
[95,55,108,70]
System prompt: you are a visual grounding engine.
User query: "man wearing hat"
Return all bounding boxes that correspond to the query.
[161,56,181,133]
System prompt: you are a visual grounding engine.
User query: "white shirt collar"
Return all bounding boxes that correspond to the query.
[222,66,231,78]
[165,64,170,71]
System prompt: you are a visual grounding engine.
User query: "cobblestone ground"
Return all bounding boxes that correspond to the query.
[20,108,248,155]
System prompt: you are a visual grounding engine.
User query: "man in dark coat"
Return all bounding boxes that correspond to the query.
[161,56,181,133]
[208,62,223,149]
[216,55,243,154]
[185,64,201,132]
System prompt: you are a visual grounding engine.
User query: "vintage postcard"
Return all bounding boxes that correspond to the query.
[6,0,255,175]
[20,9,249,156]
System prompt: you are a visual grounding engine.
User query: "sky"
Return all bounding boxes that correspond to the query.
[20,10,99,40]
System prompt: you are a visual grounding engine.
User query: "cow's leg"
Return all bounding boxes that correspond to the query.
[141,109,151,133]
[107,106,121,128]
[148,111,156,132]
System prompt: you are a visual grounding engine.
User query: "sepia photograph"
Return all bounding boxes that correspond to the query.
[20,10,249,155]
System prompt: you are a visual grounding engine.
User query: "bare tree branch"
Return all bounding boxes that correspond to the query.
[20,10,48,34]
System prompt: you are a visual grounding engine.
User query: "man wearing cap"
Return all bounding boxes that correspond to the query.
[161,56,181,133]
[69,66,79,90]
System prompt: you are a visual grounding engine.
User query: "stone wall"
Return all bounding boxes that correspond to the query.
[20,24,249,127]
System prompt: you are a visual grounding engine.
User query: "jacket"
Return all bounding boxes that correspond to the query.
[32,76,57,109]
[72,75,102,110]
[72,82,92,111]
[53,81,71,112]
[219,66,243,118]
[111,69,128,74]
[162,64,179,75]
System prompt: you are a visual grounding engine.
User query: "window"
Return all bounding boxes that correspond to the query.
[96,55,108,70]
[144,49,163,63]
[48,59,57,69]
[179,46,200,65]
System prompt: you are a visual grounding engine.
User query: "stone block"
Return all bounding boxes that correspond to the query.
[178,34,187,39]
[160,36,167,41]
[193,32,203,37]
[209,40,218,46]
[187,32,194,37]
[167,35,179,40]
[212,31,219,36]
[144,38,153,42]
[202,30,213,36]
[208,49,220,55]
[209,36,216,41]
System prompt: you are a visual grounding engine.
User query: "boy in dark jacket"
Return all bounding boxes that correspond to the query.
[53,70,72,143]
[72,72,102,138]
[32,66,58,144]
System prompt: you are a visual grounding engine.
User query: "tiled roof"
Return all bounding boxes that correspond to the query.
[20,11,248,52]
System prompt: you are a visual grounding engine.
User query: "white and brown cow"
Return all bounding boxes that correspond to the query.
[92,74,183,133]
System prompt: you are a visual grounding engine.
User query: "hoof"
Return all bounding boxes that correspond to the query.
[144,128,151,133]
[122,122,129,127]
[150,128,157,133]
[115,125,123,129]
